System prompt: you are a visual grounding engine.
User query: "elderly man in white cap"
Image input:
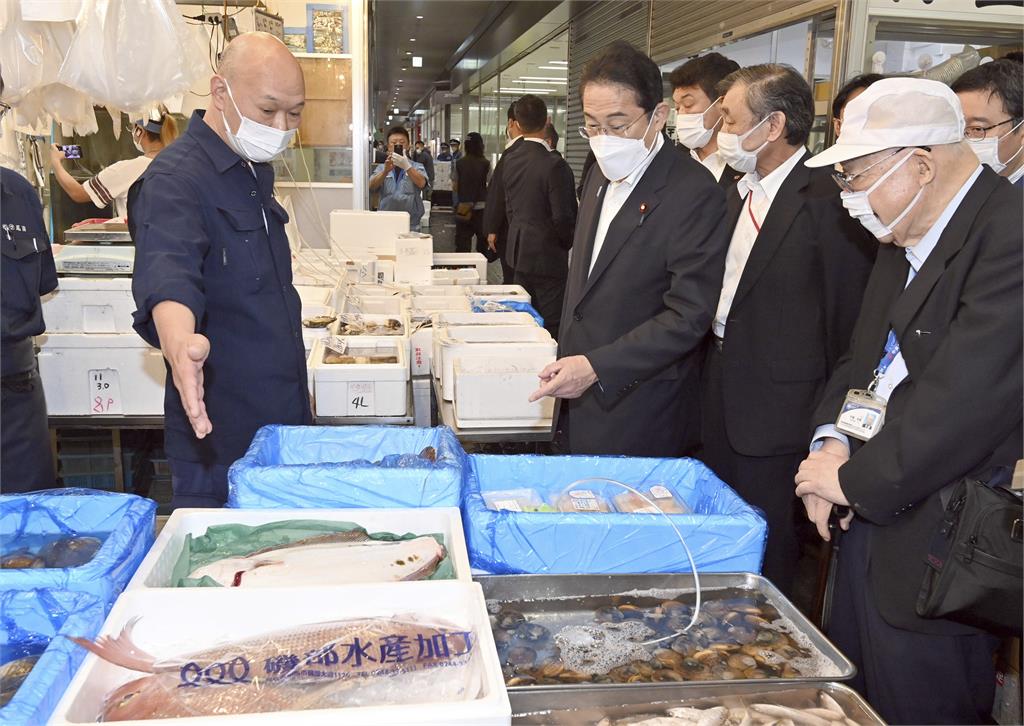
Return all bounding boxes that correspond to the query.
[793,77,1022,724]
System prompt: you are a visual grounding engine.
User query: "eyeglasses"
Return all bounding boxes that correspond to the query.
[964,118,1017,140]
[579,111,650,139]
[831,147,908,192]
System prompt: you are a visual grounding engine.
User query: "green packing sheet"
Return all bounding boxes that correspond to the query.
[170,519,455,587]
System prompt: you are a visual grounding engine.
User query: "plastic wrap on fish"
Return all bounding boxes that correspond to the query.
[73,616,484,721]
[461,455,766,575]
[471,300,545,327]
[228,425,468,509]
[0,589,106,726]
[0,489,156,605]
[171,519,455,587]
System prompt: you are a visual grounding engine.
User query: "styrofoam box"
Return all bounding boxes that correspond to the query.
[432,252,488,282]
[311,338,408,417]
[395,233,433,285]
[36,334,165,415]
[469,285,531,305]
[302,326,329,359]
[411,284,468,297]
[454,357,555,429]
[437,327,556,401]
[49,581,511,726]
[432,269,480,285]
[330,312,410,339]
[341,284,411,316]
[431,313,539,381]
[294,284,336,319]
[411,296,472,314]
[41,277,135,333]
[125,507,473,589]
[329,209,410,258]
[409,313,434,376]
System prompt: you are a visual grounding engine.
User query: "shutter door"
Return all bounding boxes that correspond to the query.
[566,1,651,180]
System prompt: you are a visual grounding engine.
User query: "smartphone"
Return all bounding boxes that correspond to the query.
[393,144,404,157]
[59,144,82,159]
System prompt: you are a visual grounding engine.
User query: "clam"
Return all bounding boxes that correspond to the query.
[652,669,684,682]
[507,675,536,686]
[496,609,526,630]
[539,661,564,678]
[654,648,683,668]
[594,605,625,623]
[506,646,537,667]
[515,622,550,642]
[727,653,757,671]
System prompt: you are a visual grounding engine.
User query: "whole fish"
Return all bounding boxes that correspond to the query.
[70,616,479,721]
[186,532,446,586]
[0,655,40,708]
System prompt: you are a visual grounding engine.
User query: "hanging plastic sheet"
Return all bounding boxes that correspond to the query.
[470,300,545,327]
[461,454,767,575]
[0,589,106,726]
[0,489,156,607]
[228,425,468,509]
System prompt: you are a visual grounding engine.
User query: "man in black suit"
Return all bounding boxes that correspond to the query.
[544,123,562,159]
[795,78,1022,726]
[529,41,728,457]
[669,52,742,191]
[699,64,875,596]
[483,102,526,285]
[486,94,577,338]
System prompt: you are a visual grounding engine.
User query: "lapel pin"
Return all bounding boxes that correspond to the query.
[639,202,648,226]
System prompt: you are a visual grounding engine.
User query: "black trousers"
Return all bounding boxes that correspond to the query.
[1,364,55,493]
[700,344,804,596]
[453,213,484,254]
[829,521,999,725]
[513,270,566,340]
[168,457,231,509]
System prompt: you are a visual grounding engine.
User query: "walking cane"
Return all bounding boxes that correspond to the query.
[819,505,849,632]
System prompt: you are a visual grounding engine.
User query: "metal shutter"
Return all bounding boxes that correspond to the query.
[566,1,651,180]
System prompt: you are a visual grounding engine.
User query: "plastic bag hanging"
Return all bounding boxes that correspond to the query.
[57,0,207,115]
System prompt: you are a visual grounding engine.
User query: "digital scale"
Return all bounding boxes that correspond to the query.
[54,222,134,275]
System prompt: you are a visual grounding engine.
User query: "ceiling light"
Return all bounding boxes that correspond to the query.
[405,51,412,55]
[416,14,423,19]
[515,77,567,83]
[393,107,400,113]
[412,56,422,68]
[499,87,551,95]
[409,38,416,41]
[549,60,568,65]
[537,65,565,71]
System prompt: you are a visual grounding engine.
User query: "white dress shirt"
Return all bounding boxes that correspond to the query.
[523,136,551,152]
[588,133,664,275]
[812,164,983,449]
[691,148,726,182]
[713,147,805,337]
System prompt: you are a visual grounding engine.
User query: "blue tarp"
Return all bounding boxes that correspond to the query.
[470,300,544,327]
[462,454,767,575]
[228,425,467,509]
[0,489,156,606]
[0,589,106,726]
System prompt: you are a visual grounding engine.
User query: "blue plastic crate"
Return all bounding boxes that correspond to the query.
[462,454,767,575]
[470,299,544,327]
[228,425,467,509]
[0,489,156,606]
[0,589,106,726]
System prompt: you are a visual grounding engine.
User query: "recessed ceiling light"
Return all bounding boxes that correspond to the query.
[406,51,412,55]
[412,56,422,68]
[416,15,423,19]
[409,38,416,42]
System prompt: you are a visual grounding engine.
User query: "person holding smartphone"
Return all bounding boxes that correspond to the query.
[368,126,428,227]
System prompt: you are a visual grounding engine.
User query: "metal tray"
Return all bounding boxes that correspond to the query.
[510,682,885,724]
[476,573,856,692]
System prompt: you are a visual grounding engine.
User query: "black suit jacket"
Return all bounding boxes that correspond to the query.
[814,168,1023,634]
[718,163,742,192]
[482,138,525,241]
[489,139,577,277]
[558,140,729,456]
[712,151,875,457]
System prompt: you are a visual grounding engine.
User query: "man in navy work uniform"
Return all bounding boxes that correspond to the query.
[1,166,58,492]
[129,32,311,508]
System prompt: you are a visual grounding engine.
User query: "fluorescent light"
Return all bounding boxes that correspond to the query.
[409,37,416,41]
[412,56,422,67]
[416,14,423,19]
[549,60,567,65]
[499,88,551,95]
[538,65,566,71]
[406,51,412,55]
[393,107,399,113]
[514,78,567,84]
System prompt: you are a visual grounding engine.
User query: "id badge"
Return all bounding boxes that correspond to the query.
[835,389,886,441]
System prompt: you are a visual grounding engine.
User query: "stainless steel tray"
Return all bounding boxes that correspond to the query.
[476,573,856,692]
[510,681,885,724]
[63,222,132,243]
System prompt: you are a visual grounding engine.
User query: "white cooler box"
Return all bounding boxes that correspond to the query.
[432,252,488,282]
[329,209,409,258]
[311,338,408,417]
[469,285,531,305]
[431,269,480,285]
[294,284,336,319]
[340,284,411,316]
[454,356,556,429]
[435,327,555,400]
[41,277,135,333]
[50,581,510,726]
[36,334,165,416]
[430,314,540,380]
[411,296,471,314]
[411,284,468,297]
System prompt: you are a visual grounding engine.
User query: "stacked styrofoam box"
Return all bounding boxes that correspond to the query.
[469,285,531,305]
[394,232,433,284]
[431,268,480,285]
[432,253,488,283]
[126,507,473,589]
[36,278,165,416]
[410,311,537,379]
[291,250,343,287]
[329,312,412,372]
[329,209,410,258]
[340,283,411,316]
[310,337,409,417]
[50,581,510,725]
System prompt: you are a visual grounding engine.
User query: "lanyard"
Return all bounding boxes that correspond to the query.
[868,330,900,392]
[746,190,761,233]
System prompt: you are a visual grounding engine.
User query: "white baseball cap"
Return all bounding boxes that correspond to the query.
[806,77,965,168]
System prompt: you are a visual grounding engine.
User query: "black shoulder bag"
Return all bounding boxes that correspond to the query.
[917,468,1022,636]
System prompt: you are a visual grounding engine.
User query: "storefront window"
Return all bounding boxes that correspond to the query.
[497,32,568,153]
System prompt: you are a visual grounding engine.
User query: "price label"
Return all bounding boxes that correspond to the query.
[88,369,123,415]
[347,382,374,415]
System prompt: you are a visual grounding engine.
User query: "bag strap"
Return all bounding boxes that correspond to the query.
[940,464,1016,509]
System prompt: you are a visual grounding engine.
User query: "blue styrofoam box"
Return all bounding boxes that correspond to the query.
[0,489,156,606]
[0,589,105,726]
[470,300,544,327]
[462,454,767,575]
[228,425,467,509]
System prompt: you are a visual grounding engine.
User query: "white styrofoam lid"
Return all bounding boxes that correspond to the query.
[49,276,133,291]
[35,333,157,349]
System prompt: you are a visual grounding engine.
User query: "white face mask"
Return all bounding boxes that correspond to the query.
[675,97,722,150]
[132,129,145,154]
[840,149,924,241]
[968,119,1024,174]
[588,112,657,181]
[220,78,296,163]
[716,115,771,173]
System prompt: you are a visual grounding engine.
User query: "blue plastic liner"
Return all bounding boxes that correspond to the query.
[470,300,544,327]
[0,589,106,726]
[462,454,767,575]
[0,489,156,606]
[228,425,467,509]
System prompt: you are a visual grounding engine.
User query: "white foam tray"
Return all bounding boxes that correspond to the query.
[49,581,510,725]
[125,507,472,590]
[41,276,136,333]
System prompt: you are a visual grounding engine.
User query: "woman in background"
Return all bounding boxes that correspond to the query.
[452,132,493,258]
